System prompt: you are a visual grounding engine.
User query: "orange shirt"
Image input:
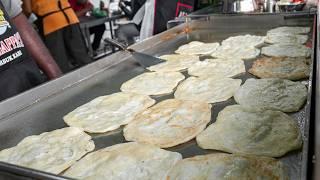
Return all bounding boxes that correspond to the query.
[31,0,79,35]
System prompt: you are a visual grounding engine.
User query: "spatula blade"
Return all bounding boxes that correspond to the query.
[131,51,166,68]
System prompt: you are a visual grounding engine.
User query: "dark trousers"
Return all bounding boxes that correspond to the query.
[116,23,140,45]
[89,24,106,51]
[0,60,45,101]
[44,24,92,73]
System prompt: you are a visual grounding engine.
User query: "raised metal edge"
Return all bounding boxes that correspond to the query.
[313,5,320,180]
[0,162,72,180]
[167,10,317,29]
[301,14,317,180]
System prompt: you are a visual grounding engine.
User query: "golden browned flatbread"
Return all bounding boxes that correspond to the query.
[249,57,310,80]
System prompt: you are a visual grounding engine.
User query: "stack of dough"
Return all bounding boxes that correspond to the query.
[120,72,185,96]
[124,99,211,148]
[196,105,302,157]
[188,58,245,78]
[175,41,220,55]
[174,77,242,104]
[0,127,95,174]
[64,92,156,133]
[64,142,182,180]
[234,78,307,112]
[167,153,288,180]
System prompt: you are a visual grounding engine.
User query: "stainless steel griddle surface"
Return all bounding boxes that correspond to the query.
[0,13,315,179]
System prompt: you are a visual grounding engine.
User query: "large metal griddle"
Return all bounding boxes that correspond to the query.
[0,13,316,179]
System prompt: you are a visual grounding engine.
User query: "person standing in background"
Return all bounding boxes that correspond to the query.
[22,0,92,73]
[69,0,107,53]
[0,0,62,101]
[116,0,146,45]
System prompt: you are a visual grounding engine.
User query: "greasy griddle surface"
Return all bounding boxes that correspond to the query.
[0,15,313,179]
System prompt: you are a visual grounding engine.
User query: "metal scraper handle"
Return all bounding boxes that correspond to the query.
[104,38,135,53]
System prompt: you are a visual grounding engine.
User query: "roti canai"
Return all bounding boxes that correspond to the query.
[64,92,156,133]
[167,153,289,180]
[196,105,302,157]
[267,26,310,35]
[222,34,265,48]
[188,58,245,78]
[124,99,211,148]
[120,72,185,96]
[249,57,310,80]
[265,33,308,45]
[64,142,182,180]
[0,127,95,174]
[211,45,260,60]
[234,78,307,112]
[175,41,220,55]
[174,77,242,104]
[261,44,311,58]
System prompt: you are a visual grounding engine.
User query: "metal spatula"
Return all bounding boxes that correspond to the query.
[104,38,165,68]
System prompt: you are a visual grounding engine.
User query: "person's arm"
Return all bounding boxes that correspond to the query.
[12,13,62,79]
[21,0,32,17]
[75,2,93,17]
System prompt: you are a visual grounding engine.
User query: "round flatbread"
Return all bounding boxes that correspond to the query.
[64,142,182,180]
[261,44,311,58]
[188,58,245,78]
[222,34,265,48]
[147,57,199,72]
[267,26,310,35]
[0,127,95,174]
[265,33,308,45]
[124,99,211,148]
[196,105,302,157]
[174,77,242,104]
[249,57,310,80]
[211,45,260,60]
[159,54,199,61]
[175,41,220,55]
[234,78,307,112]
[167,153,289,180]
[120,72,185,96]
[63,92,156,133]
